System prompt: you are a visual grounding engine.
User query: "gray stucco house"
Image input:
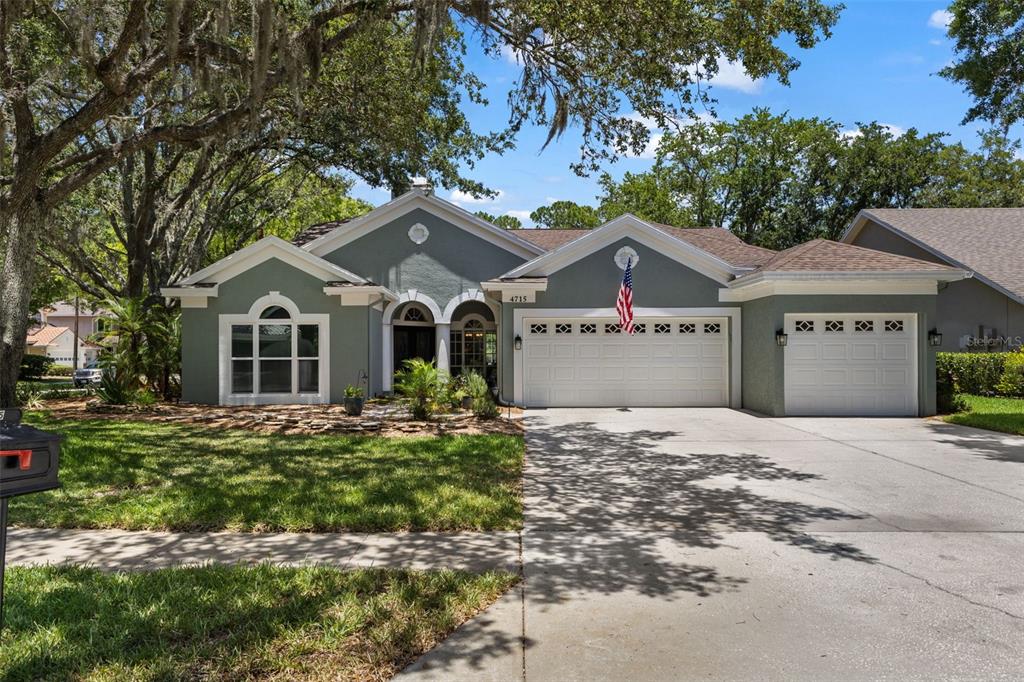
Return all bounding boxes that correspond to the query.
[843,208,1024,352]
[163,190,967,416]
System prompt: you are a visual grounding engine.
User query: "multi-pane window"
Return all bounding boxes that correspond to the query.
[555,322,573,334]
[884,320,904,332]
[824,320,844,333]
[530,322,548,335]
[679,323,696,334]
[704,323,722,334]
[580,323,597,334]
[654,323,671,334]
[404,307,426,322]
[632,323,646,334]
[231,306,319,395]
[605,323,621,334]
[794,320,815,332]
[451,318,497,387]
[854,320,874,332]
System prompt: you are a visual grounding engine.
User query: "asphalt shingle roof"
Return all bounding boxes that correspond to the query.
[749,239,962,274]
[860,208,1024,299]
[292,219,354,246]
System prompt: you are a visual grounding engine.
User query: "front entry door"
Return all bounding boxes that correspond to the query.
[394,326,435,371]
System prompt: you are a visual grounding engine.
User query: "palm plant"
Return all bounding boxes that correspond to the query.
[393,358,444,420]
[93,297,181,402]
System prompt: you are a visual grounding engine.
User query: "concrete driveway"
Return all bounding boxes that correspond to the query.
[403,408,1024,681]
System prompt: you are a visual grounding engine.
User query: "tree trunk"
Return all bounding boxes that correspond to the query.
[0,202,44,407]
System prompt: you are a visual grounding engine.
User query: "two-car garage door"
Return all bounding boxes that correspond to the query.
[522,317,729,407]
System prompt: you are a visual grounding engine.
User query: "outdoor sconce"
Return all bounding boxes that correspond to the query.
[776,329,788,347]
[514,334,523,350]
[928,329,943,347]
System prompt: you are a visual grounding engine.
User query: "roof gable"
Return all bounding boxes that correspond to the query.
[177,236,367,287]
[500,215,746,284]
[843,208,1024,304]
[301,190,544,260]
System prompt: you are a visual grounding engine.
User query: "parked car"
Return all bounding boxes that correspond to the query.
[73,362,104,387]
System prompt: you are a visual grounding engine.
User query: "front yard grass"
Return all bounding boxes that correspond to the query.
[13,415,523,532]
[0,564,516,681]
[943,394,1024,436]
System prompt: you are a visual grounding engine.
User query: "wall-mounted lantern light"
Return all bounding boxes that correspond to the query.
[928,329,943,347]
[514,334,523,351]
[776,329,788,347]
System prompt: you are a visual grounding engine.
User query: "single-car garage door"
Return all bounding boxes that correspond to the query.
[784,313,917,416]
[522,317,729,407]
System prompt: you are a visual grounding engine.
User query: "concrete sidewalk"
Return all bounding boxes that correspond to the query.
[5,528,521,573]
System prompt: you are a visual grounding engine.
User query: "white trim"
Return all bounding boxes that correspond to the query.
[452,312,496,330]
[322,284,398,307]
[217,292,330,405]
[161,285,219,299]
[500,215,744,283]
[479,279,548,304]
[441,289,500,324]
[396,302,435,327]
[719,274,968,302]
[303,190,544,260]
[511,307,741,409]
[381,290,444,392]
[843,211,1014,305]
[615,246,639,270]
[175,236,366,288]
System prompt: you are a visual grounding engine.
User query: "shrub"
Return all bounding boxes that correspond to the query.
[996,351,1024,397]
[394,358,444,420]
[936,371,969,414]
[95,367,138,406]
[19,355,53,380]
[15,383,45,408]
[464,371,499,419]
[936,352,1006,396]
[48,365,74,377]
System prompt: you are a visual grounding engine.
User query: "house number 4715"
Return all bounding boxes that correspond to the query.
[509,295,529,302]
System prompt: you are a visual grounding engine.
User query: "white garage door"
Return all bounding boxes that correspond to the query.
[784,314,918,416]
[522,317,729,407]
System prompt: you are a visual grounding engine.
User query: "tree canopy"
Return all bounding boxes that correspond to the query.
[530,201,602,230]
[475,211,522,230]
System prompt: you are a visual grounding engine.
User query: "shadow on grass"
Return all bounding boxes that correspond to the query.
[13,416,523,532]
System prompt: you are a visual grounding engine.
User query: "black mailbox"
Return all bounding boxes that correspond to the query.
[0,408,60,499]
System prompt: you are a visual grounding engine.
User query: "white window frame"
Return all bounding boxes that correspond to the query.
[218,292,330,405]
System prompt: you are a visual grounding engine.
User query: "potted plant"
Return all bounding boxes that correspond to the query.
[343,385,365,416]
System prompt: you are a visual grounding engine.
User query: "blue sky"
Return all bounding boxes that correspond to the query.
[350,2,1000,226]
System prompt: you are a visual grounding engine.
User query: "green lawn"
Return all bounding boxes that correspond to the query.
[13,415,523,532]
[0,564,516,681]
[943,394,1024,436]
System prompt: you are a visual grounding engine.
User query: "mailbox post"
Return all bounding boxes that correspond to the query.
[0,408,62,632]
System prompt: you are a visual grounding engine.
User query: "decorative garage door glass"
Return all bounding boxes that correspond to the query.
[231,306,320,396]
[521,317,729,407]
[784,313,917,416]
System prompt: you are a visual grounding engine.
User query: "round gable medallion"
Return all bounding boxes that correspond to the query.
[614,246,639,270]
[408,223,430,245]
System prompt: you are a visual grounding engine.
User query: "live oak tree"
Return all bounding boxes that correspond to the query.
[529,200,602,229]
[474,211,522,230]
[0,0,840,405]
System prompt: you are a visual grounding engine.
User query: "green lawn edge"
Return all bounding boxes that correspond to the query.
[942,394,1024,436]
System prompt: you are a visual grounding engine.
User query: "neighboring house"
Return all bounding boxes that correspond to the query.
[162,189,966,416]
[25,325,101,367]
[843,208,1024,352]
[38,301,111,338]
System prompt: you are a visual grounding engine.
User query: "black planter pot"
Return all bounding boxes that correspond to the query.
[461,395,474,410]
[343,397,365,416]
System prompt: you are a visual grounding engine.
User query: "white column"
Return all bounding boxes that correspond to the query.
[382,323,394,392]
[435,323,451,373]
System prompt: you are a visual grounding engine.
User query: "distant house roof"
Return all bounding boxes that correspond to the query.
[41,301,108,318]
[292,219,355,247]
[26,325,70,347]
[845,208,1024,303]
[744,239,964,277]
[513,225,777,269]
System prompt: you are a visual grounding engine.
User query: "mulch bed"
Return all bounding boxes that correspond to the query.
[39,398,523,438]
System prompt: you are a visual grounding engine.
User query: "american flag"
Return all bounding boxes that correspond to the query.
[617,257,635,335]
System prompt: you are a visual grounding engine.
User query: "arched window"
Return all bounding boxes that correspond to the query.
[404,307,426,322]
[229,303,321,397]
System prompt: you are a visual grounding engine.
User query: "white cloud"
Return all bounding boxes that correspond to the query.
[711,59,764,94]
[928,9,952,30]
[841,123,906,140]
[500,44,522,65]
[929,38,944,46]
[622,111,715,159]
[506,210,533,222]
[450,189,505,206]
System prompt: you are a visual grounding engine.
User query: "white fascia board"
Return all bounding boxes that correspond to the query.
[303,190,544,260]
[177,236,366,287]
[161,285,220,298]
[500,214,741,283]
[718,273,971,302]
[480,279,549,291]
[323,285,399,306]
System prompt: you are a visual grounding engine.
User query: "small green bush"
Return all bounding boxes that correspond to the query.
[96,367,138,405]
[996,351,1024,397]
[464,371,499,419]
[48,365,75,377]
[15,383,45,408]
[936,371,969,414]
[18,355,53,380]
[936,352,1006,396]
